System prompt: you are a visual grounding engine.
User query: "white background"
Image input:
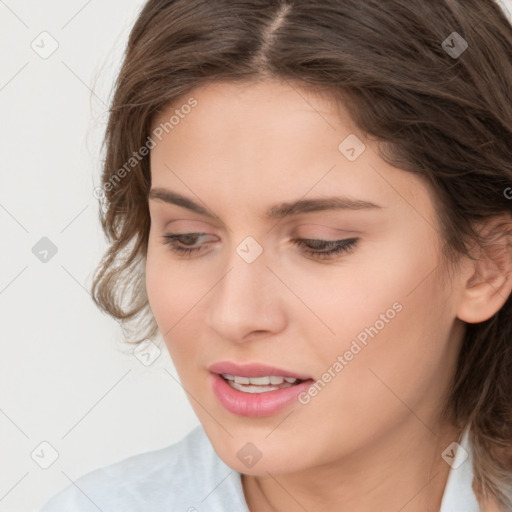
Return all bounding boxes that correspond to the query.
[1,1,511,511]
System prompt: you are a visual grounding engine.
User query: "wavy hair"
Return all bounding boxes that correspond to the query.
[91,0,512,507]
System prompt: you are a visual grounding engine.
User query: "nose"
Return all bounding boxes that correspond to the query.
[205,247,287,343]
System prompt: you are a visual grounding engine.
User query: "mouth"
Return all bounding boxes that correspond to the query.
[219,373,306,393]
[208,360,312,380]
[208,361,314,417]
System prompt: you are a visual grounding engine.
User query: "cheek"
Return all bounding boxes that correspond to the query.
[145,245,184,344]
[145,245,170,328]
[297,228,441,358]
[364,264,456,395]
[145,244,212,366]
[301,231,453,420]
[146,240,194,325]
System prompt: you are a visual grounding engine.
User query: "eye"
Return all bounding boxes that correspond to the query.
[161,233,358,260]
[290,237,358,260]
[161,233,214,256]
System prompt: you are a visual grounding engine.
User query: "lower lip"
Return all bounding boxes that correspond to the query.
[210,373,313,417]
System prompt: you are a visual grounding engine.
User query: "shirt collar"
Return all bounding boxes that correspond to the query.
[439,424,480,512]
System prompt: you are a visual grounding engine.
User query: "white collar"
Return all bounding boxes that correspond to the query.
[439,425,480,512]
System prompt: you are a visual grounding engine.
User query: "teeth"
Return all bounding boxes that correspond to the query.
[227,381,295,393]
[220,374,300,385]
[247,376,270,385]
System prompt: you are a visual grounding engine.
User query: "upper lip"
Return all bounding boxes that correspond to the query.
[208,361,312,380]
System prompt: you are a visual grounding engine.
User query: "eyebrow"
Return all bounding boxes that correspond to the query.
[148,187,382,220]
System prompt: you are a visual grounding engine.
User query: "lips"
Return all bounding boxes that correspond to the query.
[208,361,313,380]
[208,361,315,417]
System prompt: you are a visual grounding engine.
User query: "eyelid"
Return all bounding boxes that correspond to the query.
[158,218,217,231]
[161,231,359,261]
[293,222,361,233]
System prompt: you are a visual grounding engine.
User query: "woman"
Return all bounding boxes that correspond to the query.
[39,0,512,510]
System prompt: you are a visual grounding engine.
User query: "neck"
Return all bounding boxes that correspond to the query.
[242,419,463,512]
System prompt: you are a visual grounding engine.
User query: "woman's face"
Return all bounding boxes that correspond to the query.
[146,79,465,475]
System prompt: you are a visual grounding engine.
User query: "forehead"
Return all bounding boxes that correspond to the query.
[148,79,434,225]
[151,78,355,150]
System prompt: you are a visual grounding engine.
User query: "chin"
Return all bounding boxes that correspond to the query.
[207,430,311,476]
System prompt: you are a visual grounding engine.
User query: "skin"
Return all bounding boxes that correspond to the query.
[145,78,510,512]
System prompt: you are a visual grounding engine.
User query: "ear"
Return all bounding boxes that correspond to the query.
[456,214,512,324]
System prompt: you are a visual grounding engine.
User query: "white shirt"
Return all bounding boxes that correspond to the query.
[38,424,480,512]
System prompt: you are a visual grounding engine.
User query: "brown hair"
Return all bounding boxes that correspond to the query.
[91,0,512,507]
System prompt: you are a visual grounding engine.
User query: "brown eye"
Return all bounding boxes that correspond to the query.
[161,233,215,256]
[291,238,358,260]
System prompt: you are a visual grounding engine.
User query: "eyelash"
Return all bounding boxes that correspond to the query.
[161,233,358,260]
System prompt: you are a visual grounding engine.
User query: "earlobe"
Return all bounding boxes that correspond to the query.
[456,216,512,324]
